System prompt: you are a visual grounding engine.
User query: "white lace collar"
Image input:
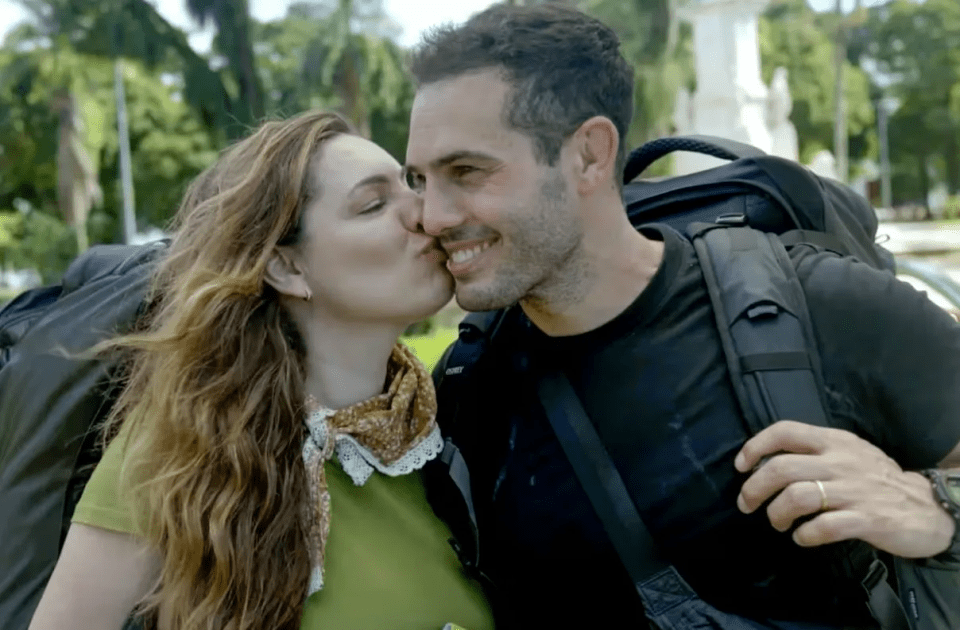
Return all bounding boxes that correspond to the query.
[302,407,444,486]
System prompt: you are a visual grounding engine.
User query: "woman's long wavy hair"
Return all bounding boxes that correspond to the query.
[98,110,353,630]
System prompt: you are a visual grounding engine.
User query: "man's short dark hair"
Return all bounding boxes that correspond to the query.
[410,3,634,186]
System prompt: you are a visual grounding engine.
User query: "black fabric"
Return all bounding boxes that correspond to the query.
[622,152,893,273]
[434,225,960,629]
[535,368,669,591]
[0,241,165,630]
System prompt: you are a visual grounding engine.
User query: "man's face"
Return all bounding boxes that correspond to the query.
[405,69,584,312]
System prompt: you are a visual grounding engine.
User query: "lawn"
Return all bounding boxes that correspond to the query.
[402,326,459,373]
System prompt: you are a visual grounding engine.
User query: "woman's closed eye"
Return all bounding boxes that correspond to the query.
[360,198,387,214]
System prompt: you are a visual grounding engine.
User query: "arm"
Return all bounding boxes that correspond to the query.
[28,523,160,630]
[939,442,960,469]
[734,254,960,558]
[735,421,958,559]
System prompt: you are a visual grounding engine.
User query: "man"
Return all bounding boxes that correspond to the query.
[403,3,960,629]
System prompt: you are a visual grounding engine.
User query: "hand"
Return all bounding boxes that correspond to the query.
[734,420,955,558]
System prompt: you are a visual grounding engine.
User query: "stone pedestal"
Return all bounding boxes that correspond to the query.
[672,0,799,176]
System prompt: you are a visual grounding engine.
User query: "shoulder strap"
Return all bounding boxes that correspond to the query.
[427,308,510,576]
[689,223,910,630]
[535,368,670,593]
[687,223,831,434]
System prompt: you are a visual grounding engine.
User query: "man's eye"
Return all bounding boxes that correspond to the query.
[405,170,425,191]
[452,165,477,178]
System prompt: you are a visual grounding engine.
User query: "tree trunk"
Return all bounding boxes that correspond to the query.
[944,129,960,196]
[54,89,100,253]
[213,0,265,131]
[918,153,931,220]
[833,0,848,183]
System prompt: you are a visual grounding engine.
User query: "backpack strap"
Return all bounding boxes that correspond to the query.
[687,223,831,433]
[428,309,510,575]
[536,368,670,595]
[688,223,911,630]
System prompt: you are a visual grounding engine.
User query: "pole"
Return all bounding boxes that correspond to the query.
[833,0,848,183]
[114,59,137,244]
[878,100,892,210]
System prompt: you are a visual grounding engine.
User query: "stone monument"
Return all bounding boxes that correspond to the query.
[673,0,801,175]
[767,67,799,161]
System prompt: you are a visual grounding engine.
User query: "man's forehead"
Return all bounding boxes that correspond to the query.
[407,76,521,166]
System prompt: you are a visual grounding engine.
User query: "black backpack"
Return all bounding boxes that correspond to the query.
[427,136,959,630]
[0,240,165,630]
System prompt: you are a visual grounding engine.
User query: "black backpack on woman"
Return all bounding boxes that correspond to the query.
[0,240,165,630]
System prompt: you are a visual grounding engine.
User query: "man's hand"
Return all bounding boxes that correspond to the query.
[734,420,955,558]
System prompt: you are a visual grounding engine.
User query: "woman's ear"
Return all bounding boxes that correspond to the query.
[265,248,312,301]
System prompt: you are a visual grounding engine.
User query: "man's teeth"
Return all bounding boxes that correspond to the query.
[450,241,492,265]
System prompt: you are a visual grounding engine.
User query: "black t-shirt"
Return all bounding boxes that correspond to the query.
[465,225,960,629]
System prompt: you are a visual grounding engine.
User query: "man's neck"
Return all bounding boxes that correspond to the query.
[520,215,664,338]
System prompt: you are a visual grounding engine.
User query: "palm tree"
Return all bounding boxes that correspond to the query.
[185,0,266,127]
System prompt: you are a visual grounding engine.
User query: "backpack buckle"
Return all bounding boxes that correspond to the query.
[716,213,748,226]
[861,558,889,593]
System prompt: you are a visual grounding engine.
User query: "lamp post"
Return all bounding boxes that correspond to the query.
[115,59,137,244]
[877,96,900,211]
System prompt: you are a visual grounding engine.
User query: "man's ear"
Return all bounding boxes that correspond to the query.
[265,247,312,301]
[570,116,619,195]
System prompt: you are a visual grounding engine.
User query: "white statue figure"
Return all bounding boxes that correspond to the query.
[808,149,839,181]
[767,67,799,161]
[673,86,693,135]
[673,0,774,175]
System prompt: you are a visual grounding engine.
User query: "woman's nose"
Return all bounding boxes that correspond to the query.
[398,190,426,234]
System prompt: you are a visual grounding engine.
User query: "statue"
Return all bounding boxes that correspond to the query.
[808,150,839,181]
[672,86,693,135]
[766,67,799,161]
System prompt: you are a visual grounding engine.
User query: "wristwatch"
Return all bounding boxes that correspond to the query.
[920,469,960,559]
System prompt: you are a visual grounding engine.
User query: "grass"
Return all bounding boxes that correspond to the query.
[402,326,459,373]
[0,287,21,308]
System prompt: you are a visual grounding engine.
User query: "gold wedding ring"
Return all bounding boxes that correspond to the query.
[814,480,829,512]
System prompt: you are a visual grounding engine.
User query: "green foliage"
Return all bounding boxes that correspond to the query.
[759,0,875,166]
[0,43,217,252]
[862,0,960,198]
[943,195,960,221]
[0,208,77,282]
[254,1,415,159]
[577,0,695,153]
[402,326,458,373]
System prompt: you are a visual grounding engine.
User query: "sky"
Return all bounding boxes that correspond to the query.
[0,0,896,51]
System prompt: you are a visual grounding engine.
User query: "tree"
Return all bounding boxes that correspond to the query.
[760,0,875,168]
[254,1,415,157]
[862,0,960,197]
[576,0,694,169]
[0,38,216,275]
[185,0,265,128]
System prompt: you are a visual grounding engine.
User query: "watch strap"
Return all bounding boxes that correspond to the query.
[920,469,960,565]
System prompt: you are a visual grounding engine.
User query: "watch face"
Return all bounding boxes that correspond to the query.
[946,474,960,504]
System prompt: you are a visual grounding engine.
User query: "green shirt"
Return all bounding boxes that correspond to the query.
[72,428,495,630]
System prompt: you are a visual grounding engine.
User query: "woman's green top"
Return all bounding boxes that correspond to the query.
[71,427,494,630]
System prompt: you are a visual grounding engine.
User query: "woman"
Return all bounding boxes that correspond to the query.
[27,111,493,630]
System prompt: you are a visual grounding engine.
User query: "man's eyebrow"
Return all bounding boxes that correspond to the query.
[428,150,500,169]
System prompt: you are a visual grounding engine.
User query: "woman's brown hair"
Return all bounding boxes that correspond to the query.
[98,110,353,630]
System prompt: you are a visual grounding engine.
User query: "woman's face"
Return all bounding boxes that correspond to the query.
[294,134,454,326]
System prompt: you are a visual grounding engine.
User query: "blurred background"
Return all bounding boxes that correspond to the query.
[0,0,958,367]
